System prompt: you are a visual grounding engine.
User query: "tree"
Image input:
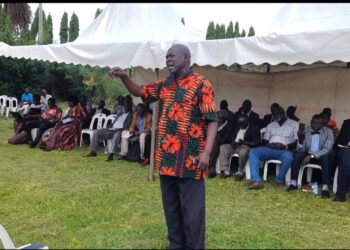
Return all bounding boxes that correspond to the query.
[214,23,220,39]
[0,3,31,36]
[59,12,68,43]
[219,24,226,39]
[241,29,246,37]
[29,7,39,40]
[248,26,255,36]
[225,21,234,38]
[0,8,13,44]
[206,21,215,40]
[44,13,53,44]
[233,21,240,38]
[68,12,79,42]
[94,8,102,19]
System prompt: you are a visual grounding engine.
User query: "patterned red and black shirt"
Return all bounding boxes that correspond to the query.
[143,70,217,179]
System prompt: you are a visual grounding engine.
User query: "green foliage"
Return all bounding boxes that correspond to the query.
[241,29,246,37]
[225,21,234,38]
[68,12,79,42]
[0,8,13,44]
[206,21,215,40]
[59,12,68,44]
[44,14,53,44]
[13,29,36,45]
[234,21,240,38]
[94,8,102,19]
[248,26,255,37]
[29,7,39,41]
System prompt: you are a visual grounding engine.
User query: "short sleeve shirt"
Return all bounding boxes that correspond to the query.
[264,119,299,145]
[143,70,217,179]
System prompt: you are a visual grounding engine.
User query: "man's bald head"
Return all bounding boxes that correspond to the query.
[166,44,191,77]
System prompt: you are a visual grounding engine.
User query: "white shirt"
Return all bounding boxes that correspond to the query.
[264,119,299,145]
[112,112,129,129]
[235,127,248,142]
[40,94,52,105]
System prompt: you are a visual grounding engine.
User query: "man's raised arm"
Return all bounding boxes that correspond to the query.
[108,67,144,97]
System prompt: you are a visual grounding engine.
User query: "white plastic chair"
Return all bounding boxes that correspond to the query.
[263,159,291,185]
[80,113,107,146]
[0,224,48,249]
[333,167,338,193]
[5,97,18,118]
[228,153,252,179]
[297,163,322,188]
[0,95,7,116]
[102,114,117,149]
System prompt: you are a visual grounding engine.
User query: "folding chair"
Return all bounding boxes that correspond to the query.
[80,113,107,146]
[0,224,48,249]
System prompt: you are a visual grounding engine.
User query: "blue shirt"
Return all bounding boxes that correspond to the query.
[309,132,320,154]
[21,93,33,104]
[138,116,144,133]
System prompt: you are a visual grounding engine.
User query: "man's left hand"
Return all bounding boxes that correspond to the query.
[196,150,210,171]
[302,155,312,166]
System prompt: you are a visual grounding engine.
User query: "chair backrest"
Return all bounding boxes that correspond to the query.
[260,127,267,139]
[0,95,7,106]
[7,97,18,109]
[104,114,117,128]
[0,224,16,249]
[89,113,107,130]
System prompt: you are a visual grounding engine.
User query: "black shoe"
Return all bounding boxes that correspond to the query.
[85,151,97,157]
[106,154,114,162]
[321,190,331,199]
[333,195,346,202]
[286,185,298,192]
[208,172,217,178]
[117,155,127,161]
[29,142,36,148]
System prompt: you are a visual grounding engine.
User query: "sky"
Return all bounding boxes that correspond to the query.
[28,3,284,43]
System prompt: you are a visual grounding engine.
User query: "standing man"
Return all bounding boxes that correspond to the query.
[108,44,218,249]
[40,88,52,110]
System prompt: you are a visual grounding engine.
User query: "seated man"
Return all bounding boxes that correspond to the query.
[92,100,111,116]
[20,87,33,106]
[113,95,125,116]
[333,118,350,202]
[321,107,339,140]
[233,99,260,127]
[85,97,133,161]
[220,99,235,123]
[208,110,235,178]
[40,88,52,110]
[260,103,280,129]
[219,113,261,181]
[25,97,62,148]
[286,105,300,122]
[119,103,152,165]
[287,114,334,198]
[248,106,299,190]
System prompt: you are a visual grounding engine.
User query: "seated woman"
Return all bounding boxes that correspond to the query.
[13,94,42,135]
[40,95,88,151]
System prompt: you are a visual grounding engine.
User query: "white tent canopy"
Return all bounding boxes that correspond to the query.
[1,3,350,70]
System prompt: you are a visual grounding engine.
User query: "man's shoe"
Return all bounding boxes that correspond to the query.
[333,195,345,202]
[321,190,331,199]
[286,185,298,192]
[220,171,231,178]
[85,151,97,157]
[29,142,36,148]
[208,172,217,178]
[106,154,114,162]
[141,158,150,166]
[275,182,285,189]
[117,155,127,161]
[248,181,263,190]
[234,174,244,182]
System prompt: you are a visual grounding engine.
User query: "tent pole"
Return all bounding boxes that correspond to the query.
[148,68,159,181]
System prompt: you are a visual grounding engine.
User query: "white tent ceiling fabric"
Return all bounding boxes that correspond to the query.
[1,4,350,70]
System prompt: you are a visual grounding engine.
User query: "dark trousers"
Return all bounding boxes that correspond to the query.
[25,120,55,146]
[291,151,331,185]
[144,133,151,159]
[335,148,350,198]
[159,175,205,249]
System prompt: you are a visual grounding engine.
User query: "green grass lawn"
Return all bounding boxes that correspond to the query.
[0,115,350,249]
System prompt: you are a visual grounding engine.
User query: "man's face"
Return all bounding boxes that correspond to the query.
[242,102,251,114]
[273,111,286,122]
[25,88,29,93]
[124,102,132,112]
[311,118,324,132]
[42,89,46,96]
[166,47,187,76]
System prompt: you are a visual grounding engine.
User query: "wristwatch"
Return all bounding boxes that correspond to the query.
[310,154,315,159]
